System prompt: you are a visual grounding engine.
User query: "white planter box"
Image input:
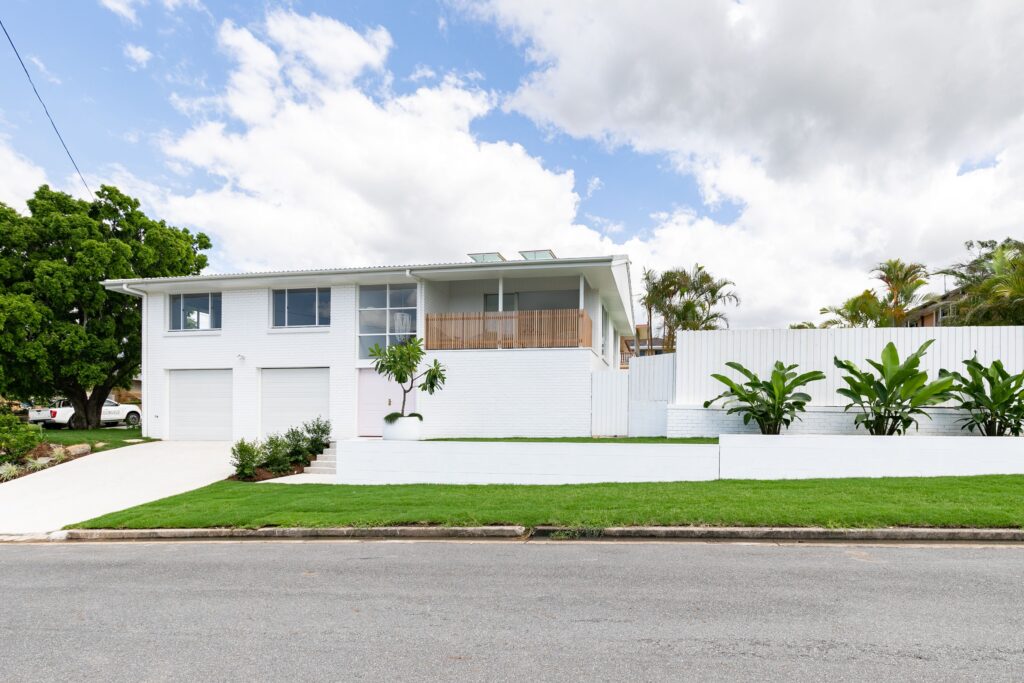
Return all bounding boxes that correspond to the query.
[719,434,1024,480]
[381,417,422,441]
[337,440,720,485]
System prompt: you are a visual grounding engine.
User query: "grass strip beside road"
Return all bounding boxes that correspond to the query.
[70,476,1024,530]
[43,427,155,452]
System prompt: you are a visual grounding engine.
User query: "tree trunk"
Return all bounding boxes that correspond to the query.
[645,306,654,356]
[66,389,91,429]
[84,388,112,429]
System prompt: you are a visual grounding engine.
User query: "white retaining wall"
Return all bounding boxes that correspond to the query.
[336,440,720,484]
[718,434,1024,479]
[592,370,629,436]
[336,435,1023,485]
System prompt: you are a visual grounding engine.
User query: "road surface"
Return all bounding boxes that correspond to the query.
[1,540,1022,681]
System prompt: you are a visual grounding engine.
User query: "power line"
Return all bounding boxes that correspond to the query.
[0,16,93,199]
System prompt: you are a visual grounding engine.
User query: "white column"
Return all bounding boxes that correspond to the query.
[498,277,504,311]
[578,275,585,309]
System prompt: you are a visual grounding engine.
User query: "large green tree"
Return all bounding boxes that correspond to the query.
[0,185,210,427]
[940,238,1024,325]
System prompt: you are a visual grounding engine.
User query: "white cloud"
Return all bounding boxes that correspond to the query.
[409,65,437,82]
[99,0,145,24]
[462,0,1024,326]
[584,176,602,198]
[127,11,615,276]
[0,137,48,212]
[27,56,61,85]
[124,43,153,69]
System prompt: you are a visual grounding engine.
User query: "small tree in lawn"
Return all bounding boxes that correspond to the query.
[368,337,446,423]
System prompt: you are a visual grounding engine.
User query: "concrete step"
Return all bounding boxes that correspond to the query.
[304,465,335,475]
[314,454,336,463]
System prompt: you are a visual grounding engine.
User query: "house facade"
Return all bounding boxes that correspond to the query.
[103,253,634,441]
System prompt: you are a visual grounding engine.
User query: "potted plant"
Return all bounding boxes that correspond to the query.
[368,337,446,440]
[703,361,825,434]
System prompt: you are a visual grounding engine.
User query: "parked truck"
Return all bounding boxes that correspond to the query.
[28,399,142,429]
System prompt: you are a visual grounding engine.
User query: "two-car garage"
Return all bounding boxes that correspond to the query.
[167,368,330,441]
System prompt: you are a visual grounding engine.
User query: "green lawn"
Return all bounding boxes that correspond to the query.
[43,427,155,452]
[70,476,1024,530]
[428,436,718,444]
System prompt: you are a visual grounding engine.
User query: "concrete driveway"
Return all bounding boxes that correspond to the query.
[0,441,232,534]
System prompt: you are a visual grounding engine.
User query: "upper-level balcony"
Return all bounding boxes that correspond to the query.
[425,309,593,350]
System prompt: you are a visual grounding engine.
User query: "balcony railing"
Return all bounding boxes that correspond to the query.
[426,309,593,350]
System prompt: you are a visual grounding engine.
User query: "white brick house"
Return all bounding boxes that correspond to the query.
[103,252,634,441]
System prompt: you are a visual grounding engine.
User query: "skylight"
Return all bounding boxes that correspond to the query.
[468,252,507,263]
[518,249,557,260]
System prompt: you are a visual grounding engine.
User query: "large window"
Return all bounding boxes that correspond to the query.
[358,283,417,358]
[272,288,331,328]
[169,293,222,331]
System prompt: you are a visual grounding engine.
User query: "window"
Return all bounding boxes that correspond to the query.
[484,293,517,312]
[169,293,222,331]
[271,288,331,327]
[358,283,417,358]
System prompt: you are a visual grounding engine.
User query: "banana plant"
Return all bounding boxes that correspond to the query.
[940,356,1024,436]
[834,340,954,435]
[704,361,825,435]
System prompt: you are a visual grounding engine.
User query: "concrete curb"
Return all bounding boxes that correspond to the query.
[0,525,1012,543]
[58,526,528,541]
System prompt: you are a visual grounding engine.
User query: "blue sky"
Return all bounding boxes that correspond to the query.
[0,2,1019,328]
[0,0,734,242]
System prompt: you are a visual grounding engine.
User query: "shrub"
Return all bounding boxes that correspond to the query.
[302,417,332,455]
[26,458,49,472]
[282,427,312,466]
[940,356,1024,436]
[834,340,954,435]
[0,462,22,482]
[0,413,43,465]
[262,434,293,475]
[230,439,262,481]
[704,361,825,435]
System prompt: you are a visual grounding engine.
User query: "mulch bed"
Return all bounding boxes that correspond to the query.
[1,441,93,483]
[228,463,306,482]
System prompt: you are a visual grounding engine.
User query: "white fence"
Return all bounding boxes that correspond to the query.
[675,326,1024,407]
[628,353,676,436]
[591,370,629,436]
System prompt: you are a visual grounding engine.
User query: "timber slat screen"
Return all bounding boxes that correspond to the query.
[426,309,593,350]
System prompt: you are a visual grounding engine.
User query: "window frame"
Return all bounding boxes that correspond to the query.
[357,283,418,359]
[271,287,332,328]
[168,292,222,331]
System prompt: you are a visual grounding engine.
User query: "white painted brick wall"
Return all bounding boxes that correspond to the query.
[419,349,594,438]
[143,286,358,441]
[668,404,972,438]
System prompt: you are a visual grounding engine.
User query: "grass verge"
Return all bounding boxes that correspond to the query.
[427,436,717,444]
[69,476,1024,530]
[43,427,155,453]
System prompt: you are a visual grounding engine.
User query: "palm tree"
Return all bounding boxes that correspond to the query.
[657,264,739,350]
[638,268,664,356]
[819,290,884,328]
[962,245,1024,324]
[872,259,930,326]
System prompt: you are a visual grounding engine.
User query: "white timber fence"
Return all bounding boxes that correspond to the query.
[591,370,629,436]
[628,353,676,436]
[669,326,1024,437]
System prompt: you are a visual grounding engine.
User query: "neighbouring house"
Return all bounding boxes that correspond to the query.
[103,251,634,441]
[622,323,666,358]
[903,287,964,327]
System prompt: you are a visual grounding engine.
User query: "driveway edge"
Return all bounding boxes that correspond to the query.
[13,525,1021,543]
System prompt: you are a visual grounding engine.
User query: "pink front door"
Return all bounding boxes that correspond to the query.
[358,369,416,436]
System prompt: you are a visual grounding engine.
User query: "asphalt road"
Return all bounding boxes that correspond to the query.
[1,541,1022,682]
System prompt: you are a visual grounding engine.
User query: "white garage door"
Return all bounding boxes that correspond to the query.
[261,368,330,437]
[169,369,233,441]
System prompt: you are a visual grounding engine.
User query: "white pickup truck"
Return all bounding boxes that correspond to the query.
[28,399,142,429]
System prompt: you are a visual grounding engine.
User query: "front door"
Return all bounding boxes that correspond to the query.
[358,369,415,437]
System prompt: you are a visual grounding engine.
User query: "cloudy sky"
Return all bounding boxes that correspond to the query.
[1,1,1022,327]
